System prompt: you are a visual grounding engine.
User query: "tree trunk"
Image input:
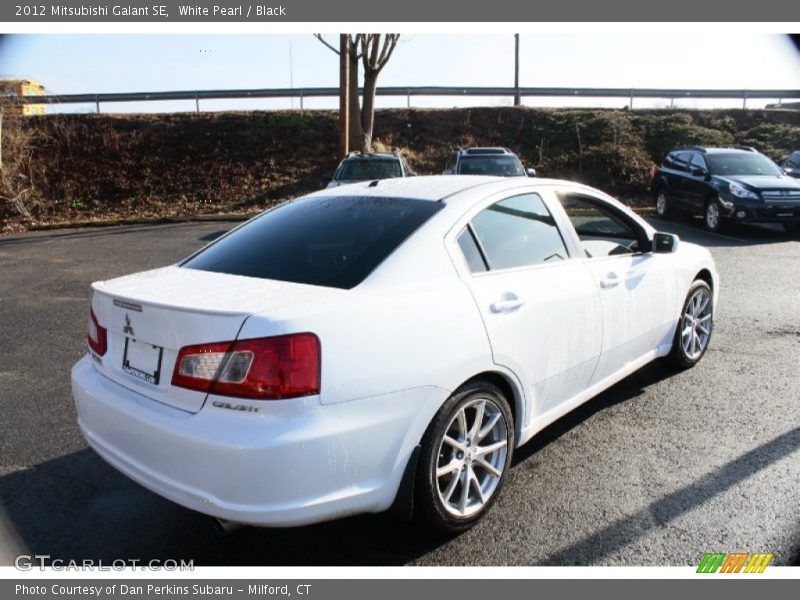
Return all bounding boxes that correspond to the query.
[360,70,379,152]
[347,50,362,147]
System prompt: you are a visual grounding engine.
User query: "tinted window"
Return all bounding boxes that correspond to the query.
[706,153,782,176]
[673,152,692,172]
[470,194,567,270]
[335,159,402,181]
[690,153,707,172]
[457,228,488,273]
[457,156,525,176]
[182,196,442,289]
[787,151,800,167]
[560,195,643,258]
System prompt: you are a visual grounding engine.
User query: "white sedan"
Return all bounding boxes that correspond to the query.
[72,176,718,532]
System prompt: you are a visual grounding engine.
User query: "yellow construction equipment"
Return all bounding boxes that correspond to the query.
[0,79,45,116]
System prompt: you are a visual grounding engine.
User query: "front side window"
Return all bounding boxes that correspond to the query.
[468,193,568,270]
[559,194,644,258]
[182,196,441,289]
[690,153,708,172]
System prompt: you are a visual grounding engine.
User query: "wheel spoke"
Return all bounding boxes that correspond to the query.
[456,409,468,439]
[442,470,459,502]
[475,439,507,456]
[469,468,486,504]
[458,467,470,514]
[437,461,460,478]
[470,400,485,440]
[443,435,468,453]
[475,456,502,478]
[681,324,693,340]
[477,412,501,442]
[696,323,710,336]
[697,313,712,323]
[697,294,710,315]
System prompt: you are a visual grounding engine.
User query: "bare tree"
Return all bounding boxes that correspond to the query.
[315,33,400,152]
[314,34,364,146]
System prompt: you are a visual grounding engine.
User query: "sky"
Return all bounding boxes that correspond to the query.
[1,33,799,112]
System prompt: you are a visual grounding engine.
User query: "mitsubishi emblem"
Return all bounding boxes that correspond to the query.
[123,313,135,337]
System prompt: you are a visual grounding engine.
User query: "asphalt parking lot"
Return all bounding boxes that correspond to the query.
[0,215,798,566]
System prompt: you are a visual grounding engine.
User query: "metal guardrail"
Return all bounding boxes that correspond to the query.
[9,86,800,112]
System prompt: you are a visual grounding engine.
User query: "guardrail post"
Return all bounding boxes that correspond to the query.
[300,89,304,110]
[742,90,747,109]
[407,87,410,109]
[670,97,674,109]
[95,95,100,114]
[629,89,633,110]
[195,91,200,113]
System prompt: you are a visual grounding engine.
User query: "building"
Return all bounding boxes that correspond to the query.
[0,79,46,116]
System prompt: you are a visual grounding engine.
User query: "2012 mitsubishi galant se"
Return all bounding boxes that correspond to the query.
[72,176,718,532]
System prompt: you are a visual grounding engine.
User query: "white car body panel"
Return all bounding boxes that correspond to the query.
[72,175,719,526]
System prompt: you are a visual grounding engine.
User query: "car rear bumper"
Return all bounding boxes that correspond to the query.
[71,355,444,527]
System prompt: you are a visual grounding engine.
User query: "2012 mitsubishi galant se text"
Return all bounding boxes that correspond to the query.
[71,176,718,532]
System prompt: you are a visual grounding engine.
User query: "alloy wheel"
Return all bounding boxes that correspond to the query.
[680,287,713,360]
[435,397,509,518]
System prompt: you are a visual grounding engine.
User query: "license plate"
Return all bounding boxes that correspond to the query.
[122,337,163,385]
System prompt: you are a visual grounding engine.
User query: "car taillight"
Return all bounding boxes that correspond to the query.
[87,307,107,356]
[171,333,321,400]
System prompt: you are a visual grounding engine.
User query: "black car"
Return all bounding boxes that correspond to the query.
[782,150,800,179]
[652,146,800,233]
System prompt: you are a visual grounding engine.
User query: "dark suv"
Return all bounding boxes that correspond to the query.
[652,146,800,233]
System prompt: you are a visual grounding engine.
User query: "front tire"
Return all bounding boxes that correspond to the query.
[415,381,514,533]
[668,280,714,369]
[704,198,723,232]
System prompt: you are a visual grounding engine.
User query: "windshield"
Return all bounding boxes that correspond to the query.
[706,153,782,177]
[182,196,441,289]
[457,155,525,176]
[335,159,402,181]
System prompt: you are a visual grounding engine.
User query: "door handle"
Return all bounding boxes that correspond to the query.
[599,272,620,289]
[490,293,525,313]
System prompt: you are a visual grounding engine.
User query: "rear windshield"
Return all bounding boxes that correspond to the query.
[706,153,782,177]
[181,196,442,289]
[335,159,402,181]
[457,155,524,176]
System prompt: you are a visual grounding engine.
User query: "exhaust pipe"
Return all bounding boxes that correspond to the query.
[211,517,244,535]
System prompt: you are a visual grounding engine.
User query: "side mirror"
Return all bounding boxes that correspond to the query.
[689,167,706,178]
[652,232,679,254]
[526,168,537,178]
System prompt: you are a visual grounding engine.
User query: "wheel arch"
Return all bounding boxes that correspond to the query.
[452,370,524,441]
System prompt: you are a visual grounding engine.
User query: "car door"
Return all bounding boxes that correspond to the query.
[685,152,710,210]
[452,191,603,422]
[556,191,678,385]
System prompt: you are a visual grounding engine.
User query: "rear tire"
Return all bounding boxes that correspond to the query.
[668,280,714,369]
[415,381,514,533]
[655,188,671,218]
[704,198,723,233]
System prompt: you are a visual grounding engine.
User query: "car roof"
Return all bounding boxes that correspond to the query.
[341,152,399,161]
[307,175,576,203]
[672,146,760,155]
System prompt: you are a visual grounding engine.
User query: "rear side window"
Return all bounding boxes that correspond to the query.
[469,193,568,270]
[457,228,488,273]
[182,196,442,289]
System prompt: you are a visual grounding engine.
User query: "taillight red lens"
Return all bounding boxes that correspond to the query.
[87,307,107,356]
[171,333,320,400]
